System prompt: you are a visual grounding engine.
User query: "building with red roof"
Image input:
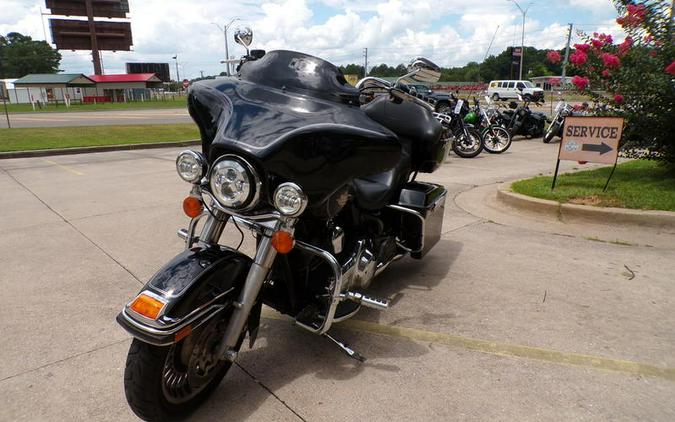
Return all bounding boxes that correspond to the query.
[83,73,164,102]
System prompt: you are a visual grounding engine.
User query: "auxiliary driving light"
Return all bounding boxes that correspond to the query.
[273,182,307,216]
[176,150,207,183]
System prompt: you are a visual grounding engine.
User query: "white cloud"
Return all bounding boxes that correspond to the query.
[1,0,621,78]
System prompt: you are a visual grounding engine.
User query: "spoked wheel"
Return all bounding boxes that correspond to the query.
[481,125,512,153]
[124,316,243,421]
[452,129,484,158]
[543,122,559,143]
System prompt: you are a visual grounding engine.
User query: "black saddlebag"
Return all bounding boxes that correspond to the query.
[391,182,447,259]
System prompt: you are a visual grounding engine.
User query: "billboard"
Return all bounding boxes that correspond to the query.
[50,19,133,51]
[45,0,130,18]
[126,63,171,82]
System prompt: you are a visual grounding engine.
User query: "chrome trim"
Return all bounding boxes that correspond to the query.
[184,211,208,249]
[386,204,425,253]
[201,190,281,221]
[330,226,344,254]
[218,217,294,356]
[127,290,169,322]
[207,154,262,212]
[273,182,308,217]
[120,287,236,343]
[176,150,207,184]
[294,240,343,335]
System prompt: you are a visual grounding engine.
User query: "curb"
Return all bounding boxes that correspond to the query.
[497,183,675,229]
[0,140,200,160]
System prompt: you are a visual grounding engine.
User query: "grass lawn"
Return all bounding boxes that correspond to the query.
[0,124,199,152]
[511,160,675,212]
[4,97,187,113]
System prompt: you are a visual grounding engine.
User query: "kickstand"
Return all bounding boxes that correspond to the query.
[323,332,366,362]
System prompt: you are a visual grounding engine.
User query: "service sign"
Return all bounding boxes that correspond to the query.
[559,116,623,165]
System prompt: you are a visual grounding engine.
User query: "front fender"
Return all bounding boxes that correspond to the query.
[116,246,252,346]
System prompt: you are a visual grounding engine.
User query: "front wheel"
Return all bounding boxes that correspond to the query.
[452,129,484,158]
[481,125,512,154]
[543,122,560,143]
[124,316,243,421]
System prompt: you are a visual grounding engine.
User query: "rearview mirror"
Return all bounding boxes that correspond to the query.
[407,58,441,83]
[234,27,253,50]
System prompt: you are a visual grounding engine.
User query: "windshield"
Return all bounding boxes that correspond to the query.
[522,81,534,88]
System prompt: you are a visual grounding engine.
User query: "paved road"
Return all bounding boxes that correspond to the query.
[1,142,673,421]
[0,108,192,128]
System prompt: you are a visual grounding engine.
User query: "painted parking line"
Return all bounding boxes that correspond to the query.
[261,308,675,382]
[40,158,84,176]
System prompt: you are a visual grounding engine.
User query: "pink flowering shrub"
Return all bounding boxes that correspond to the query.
[546,50,561,64]
[569,1,675,166]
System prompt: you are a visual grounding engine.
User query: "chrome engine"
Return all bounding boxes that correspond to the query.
[340,240,379,291]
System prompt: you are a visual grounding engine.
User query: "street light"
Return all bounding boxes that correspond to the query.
[212,18,240,76]
[507,0,533,80]
[172,54,180,82]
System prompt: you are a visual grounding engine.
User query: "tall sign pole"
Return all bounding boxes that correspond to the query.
[84,0,102,75]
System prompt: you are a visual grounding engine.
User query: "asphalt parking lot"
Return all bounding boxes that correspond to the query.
[1,140,674,421]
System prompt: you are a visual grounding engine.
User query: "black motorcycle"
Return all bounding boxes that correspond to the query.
[436,97,484,158]
[117,28,449,421]
[497,96,547,138]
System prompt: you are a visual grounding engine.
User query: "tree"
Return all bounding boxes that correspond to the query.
[567,1,675,167]
[0,32,61,78]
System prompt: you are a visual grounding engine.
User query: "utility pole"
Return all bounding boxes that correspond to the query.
[561,23,573,86]
[173,54,180,82]
[363,48,368,78]
[213,18,240,76]
[508,0,532,80]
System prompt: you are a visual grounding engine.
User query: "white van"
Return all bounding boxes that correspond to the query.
[487,80,544,102]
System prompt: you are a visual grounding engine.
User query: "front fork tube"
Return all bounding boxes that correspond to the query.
[219,233,278,359]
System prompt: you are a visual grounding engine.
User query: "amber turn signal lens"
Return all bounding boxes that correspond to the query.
[129,293,166,320]
[271,231,295,254]
[183,196,204,218]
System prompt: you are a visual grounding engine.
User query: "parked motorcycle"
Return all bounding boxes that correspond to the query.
[543,99,590,143]
[469,97,512,153]
[117,28,449,421]
[497,95,547,138]
[438,98,484,158]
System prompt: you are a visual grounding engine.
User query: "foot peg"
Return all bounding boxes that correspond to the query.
[342,291,389,310]
[323,332,366,362]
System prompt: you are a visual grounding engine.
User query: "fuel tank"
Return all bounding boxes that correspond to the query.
[188,50,402,207]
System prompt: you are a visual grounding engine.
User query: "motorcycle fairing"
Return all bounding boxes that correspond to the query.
[188,50,403,208]
[116,246,252,346]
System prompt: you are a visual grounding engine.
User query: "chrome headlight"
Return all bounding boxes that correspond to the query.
[273,182,308,216]
[209,156,260,210]
[176,150,206,183]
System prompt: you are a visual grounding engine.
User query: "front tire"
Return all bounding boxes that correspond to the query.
[543,121,559,143]
[482,125,512,153]
[124,317,243,421]
[452,129,483,158]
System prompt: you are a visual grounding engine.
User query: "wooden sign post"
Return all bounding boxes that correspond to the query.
[552,116,624,191]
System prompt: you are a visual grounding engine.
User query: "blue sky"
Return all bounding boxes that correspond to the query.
[1,0,624,79]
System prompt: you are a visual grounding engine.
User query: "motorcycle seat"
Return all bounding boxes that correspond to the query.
[352,141,411,210]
